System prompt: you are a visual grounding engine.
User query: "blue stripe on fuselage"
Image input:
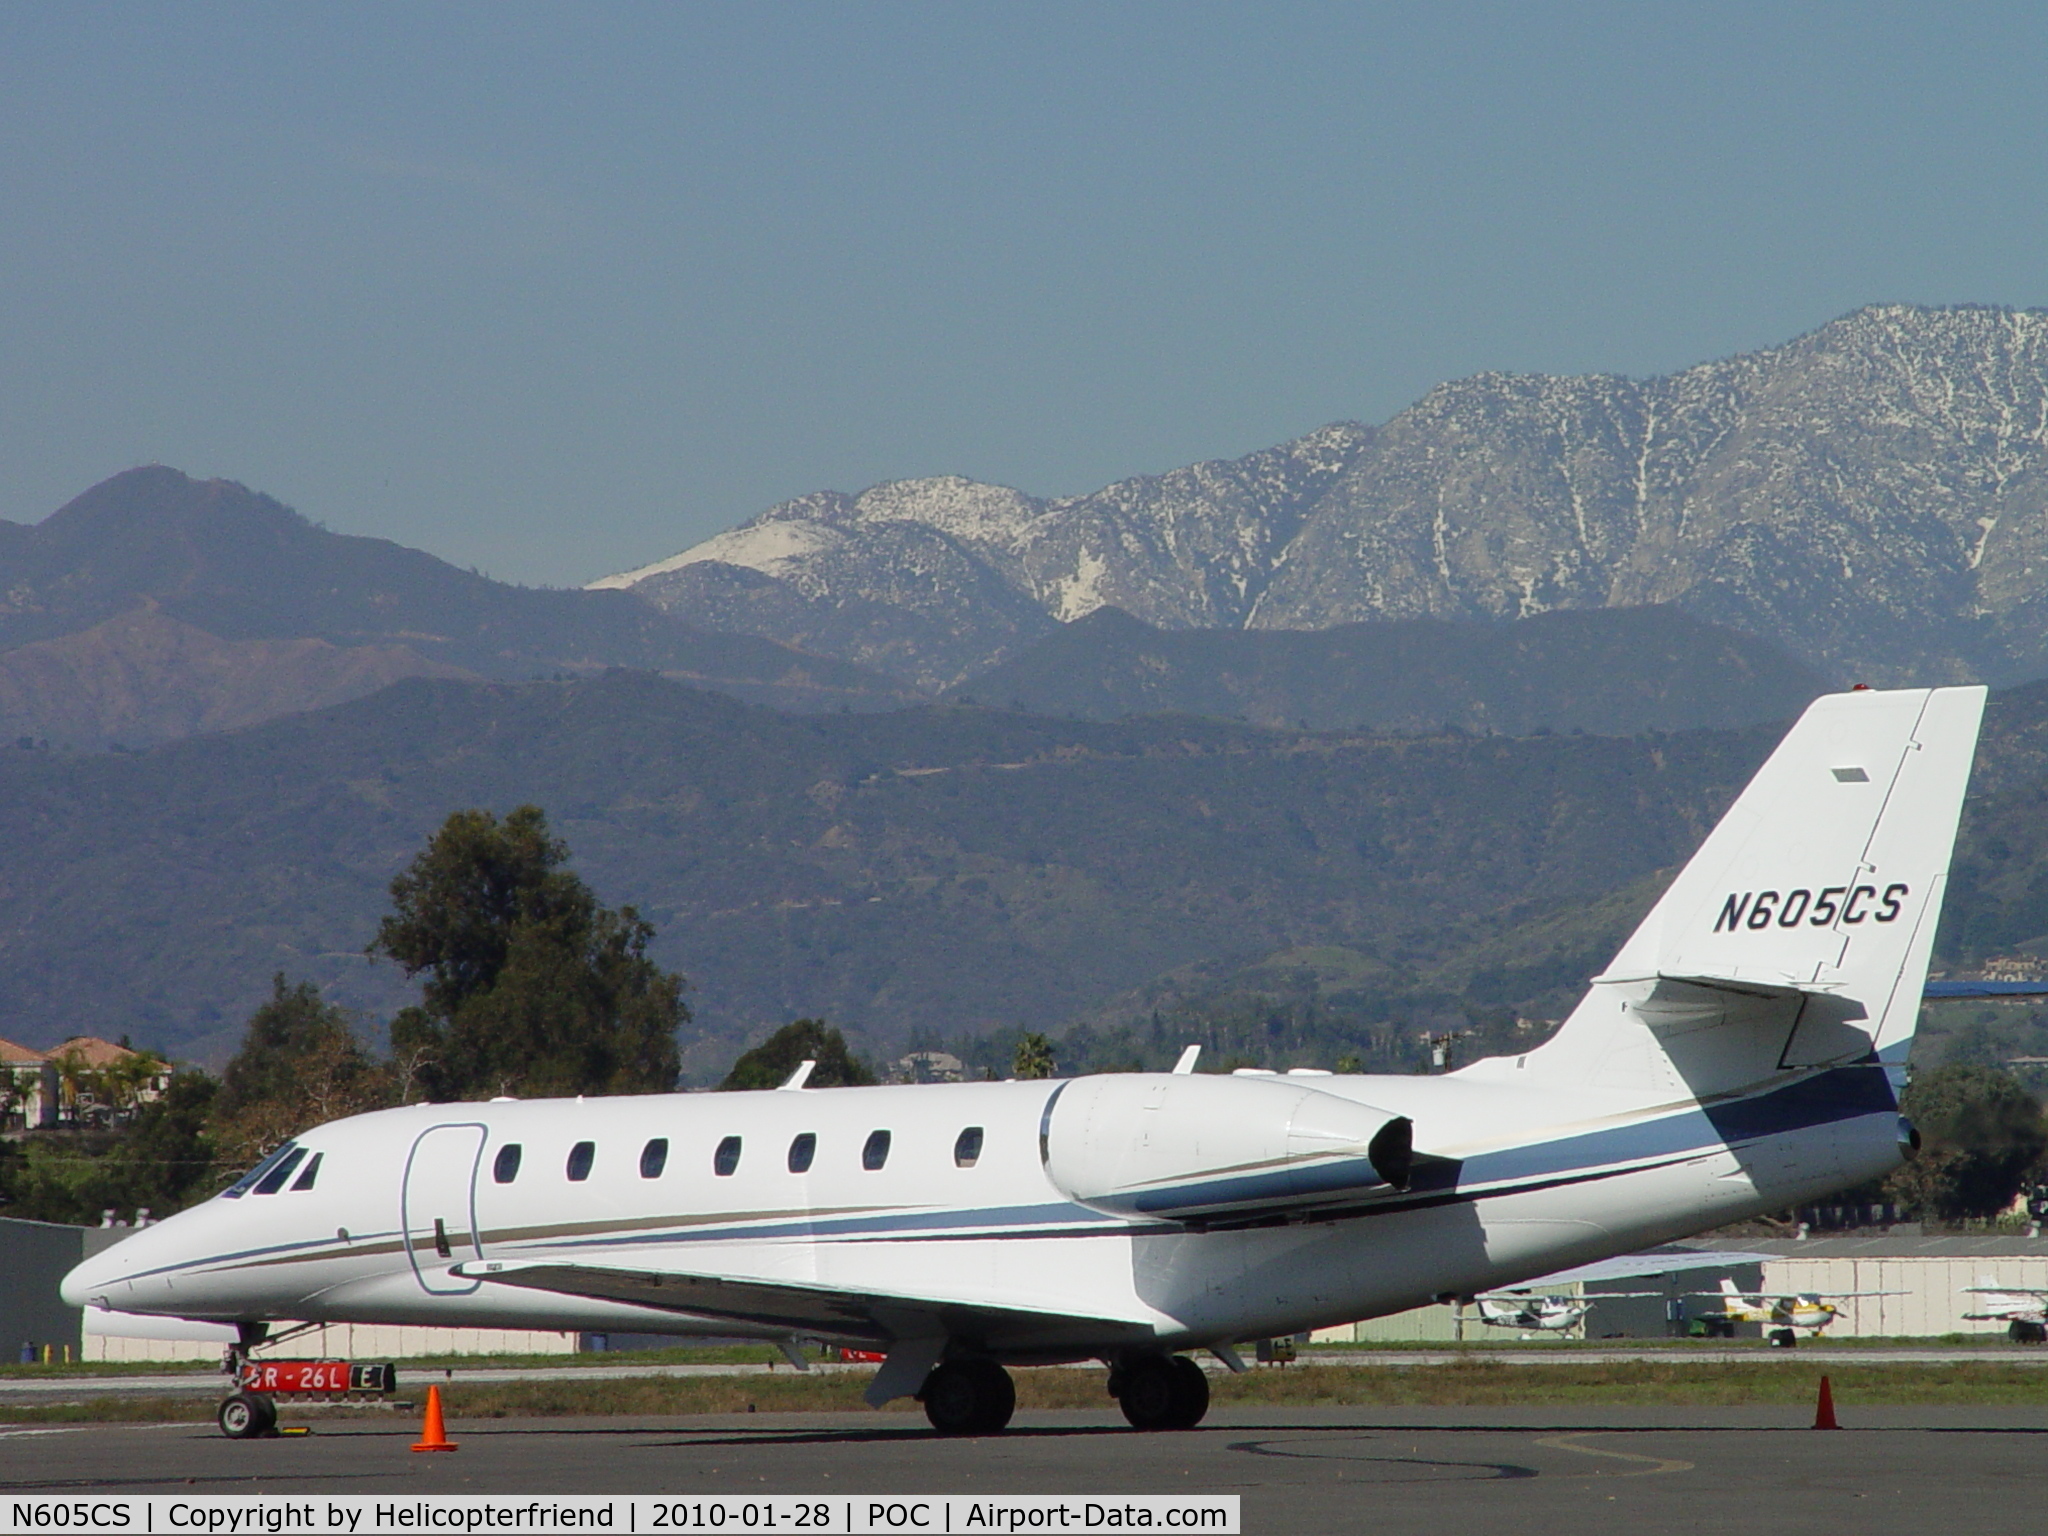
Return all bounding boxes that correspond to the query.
[117,1065,1900,1286]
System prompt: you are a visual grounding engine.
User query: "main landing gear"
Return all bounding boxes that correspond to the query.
[916,1351,1211,1434]
[1109,1353,1209,1431]
[920,1359,1017,1435]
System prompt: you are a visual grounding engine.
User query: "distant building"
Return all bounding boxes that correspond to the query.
[0,1036,170,1130]
[894,1050,966,1083]
[0,1038,51,1130]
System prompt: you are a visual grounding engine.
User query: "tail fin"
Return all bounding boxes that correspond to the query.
[1511,686,1985,1099]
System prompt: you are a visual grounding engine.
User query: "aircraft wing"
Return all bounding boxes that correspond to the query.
[1924,981,2048,998]
[1516,1247,1778,1288]
[1476,1289,1666,1300]
[451,1258,1157,1348]
[1683,1289,1906,1299]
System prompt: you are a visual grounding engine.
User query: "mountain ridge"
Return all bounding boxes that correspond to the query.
[601,305,2048,690]
[0,467,918,742]
[951,604,1831,736]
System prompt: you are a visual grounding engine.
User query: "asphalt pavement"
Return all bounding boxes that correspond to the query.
[5,1406,2048,1536]
[5,1345,2046,1403]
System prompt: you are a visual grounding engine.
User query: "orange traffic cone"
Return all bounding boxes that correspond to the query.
[1812,1374,1838,1431]
[412,1384,458,1452]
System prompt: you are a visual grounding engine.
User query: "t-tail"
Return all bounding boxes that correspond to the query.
[1512,685,1985,1104]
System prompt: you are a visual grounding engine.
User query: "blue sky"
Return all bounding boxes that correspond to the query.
[4,2,2046,584]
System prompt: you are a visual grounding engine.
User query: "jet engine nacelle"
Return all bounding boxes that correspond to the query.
[1041,1073,1413,1223]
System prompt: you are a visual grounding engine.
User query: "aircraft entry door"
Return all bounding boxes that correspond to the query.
[402,1123,486,1295]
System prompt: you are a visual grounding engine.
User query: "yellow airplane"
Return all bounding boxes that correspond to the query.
[1691,1278,1899,1347]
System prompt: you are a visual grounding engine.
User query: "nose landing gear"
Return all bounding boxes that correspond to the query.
[1109,1353,1209,1430]
[217,1391,279,1439]
[919,1358,1016,1435]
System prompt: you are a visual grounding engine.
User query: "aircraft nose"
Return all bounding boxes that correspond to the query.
[61,1217,175,1309]
[60,1247,118,1308]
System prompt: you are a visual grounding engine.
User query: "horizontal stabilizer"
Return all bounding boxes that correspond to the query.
[1520,1247,1779,1288]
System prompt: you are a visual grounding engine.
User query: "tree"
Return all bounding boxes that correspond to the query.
[720,1019,876,1090]
[371,806,686,1100]
[212,975,395,1173]
[1013,1032,1057,1080]
[1888,1063,2048,1222]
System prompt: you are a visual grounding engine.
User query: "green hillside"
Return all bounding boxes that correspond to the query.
[3,672,2043,1082]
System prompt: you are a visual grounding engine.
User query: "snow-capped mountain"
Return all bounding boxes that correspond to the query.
[596,305,2048,689]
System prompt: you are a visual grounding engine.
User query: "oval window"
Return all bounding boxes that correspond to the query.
[640,1138,669,1179]
[493,1144,522,1184]
[788,1133,817,1174]
[566,1141,595,1182]
[862,1130,891,1171]
[953,1127,984,1168]
[714,1135,742,1176]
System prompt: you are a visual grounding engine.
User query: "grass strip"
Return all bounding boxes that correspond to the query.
[8,1360,2048,1424]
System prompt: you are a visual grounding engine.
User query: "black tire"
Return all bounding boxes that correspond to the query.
[1165,1355,1210,1429]
[1116,1355,1180,1430]
[969,1359,1015,1433]
[1769,1328,1798,1349]
[921,1359,1014,1436]
[2012,1320,2046,1345]
[217,1392,277,1439]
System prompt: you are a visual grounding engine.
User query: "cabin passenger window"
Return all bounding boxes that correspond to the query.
[788,1133,816,1173]
[253,1147,308,1195]
[290,1152,323,1191]
[640,1138,669,1179]
[953,1127,983,1168]
[566,1141,595,1182]
[221,1141,298,1199]
[862,1130,891,1171]
[494,1145,522,1184]
[714,1136,742,1176]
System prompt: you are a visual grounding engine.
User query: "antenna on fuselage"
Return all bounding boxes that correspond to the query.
[779,1060,817,1091]
[1172,1045,1201,1075]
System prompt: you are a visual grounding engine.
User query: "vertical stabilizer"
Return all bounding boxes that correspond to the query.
[1512,686,1985,1097]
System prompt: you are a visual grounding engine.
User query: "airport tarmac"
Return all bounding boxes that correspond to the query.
[4,1406,2048,1535]
[7,1345,2047,1401]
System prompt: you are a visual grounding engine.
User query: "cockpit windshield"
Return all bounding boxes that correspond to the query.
[220,1141,298,1199]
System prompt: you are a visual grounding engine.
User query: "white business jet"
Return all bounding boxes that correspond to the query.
[63,686,1983,1435]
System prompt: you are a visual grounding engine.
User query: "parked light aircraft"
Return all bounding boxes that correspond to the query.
[1962,1277,2048,1342]
[1470,1245,1776,1334]
[1471,1293,1617,1332]
[1689,1276,1900,1345]
[62,686,1984,1434]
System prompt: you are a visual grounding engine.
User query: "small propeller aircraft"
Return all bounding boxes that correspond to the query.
[1961,1277,2048,1343]
[1689,1277,1901,1346]
[1471,1291,1661,1333]
[1470,1245,1777,1337]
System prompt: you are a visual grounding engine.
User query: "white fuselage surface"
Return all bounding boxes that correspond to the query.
[61,685,1987,1389]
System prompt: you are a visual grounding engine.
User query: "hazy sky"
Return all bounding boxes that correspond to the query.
[5,3,2047,585]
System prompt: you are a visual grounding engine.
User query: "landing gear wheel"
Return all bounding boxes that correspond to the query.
[920,1359,1016,1435]
[217,1392,277,1439]
[1115,1355,1207,1430]
[1165,1355,1209,1428]
[1768,1328,1798,1349]
[2013,1320,2047,1345]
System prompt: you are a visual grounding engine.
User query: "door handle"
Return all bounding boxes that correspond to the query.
[433,1218,452,1259]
